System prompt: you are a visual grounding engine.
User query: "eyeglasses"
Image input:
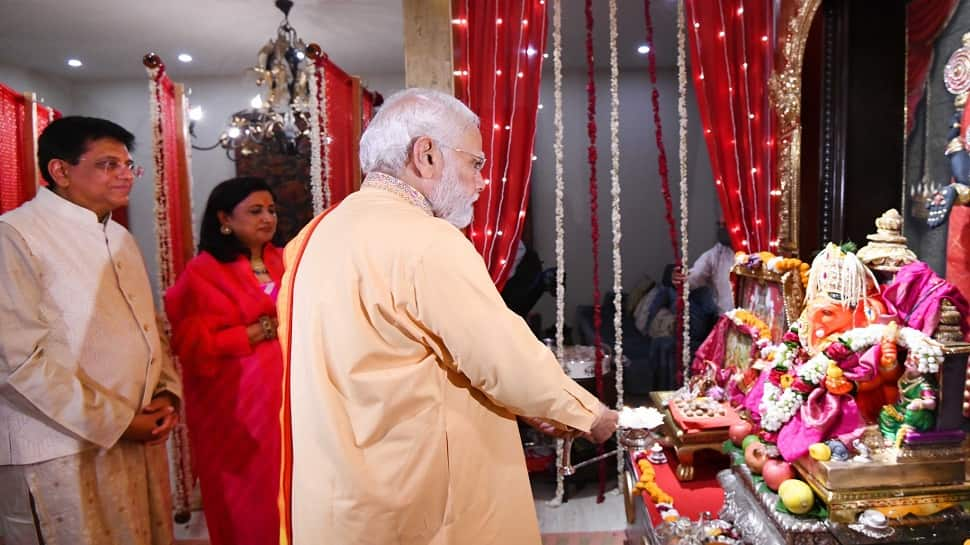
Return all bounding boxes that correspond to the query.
[76,158,145,178]
[440,144,487,172]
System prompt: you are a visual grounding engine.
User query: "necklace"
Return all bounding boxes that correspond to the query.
[251,255,268,275]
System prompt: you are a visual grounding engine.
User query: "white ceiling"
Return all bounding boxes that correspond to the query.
[0,0,679,83]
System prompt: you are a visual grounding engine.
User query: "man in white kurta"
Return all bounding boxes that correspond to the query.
[0,117,182,545]
[279,89,618,545]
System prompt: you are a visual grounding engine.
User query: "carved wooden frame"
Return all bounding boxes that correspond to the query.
[769,0,824,257]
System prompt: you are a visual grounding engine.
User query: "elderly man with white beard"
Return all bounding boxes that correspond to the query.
[276,88,618,545]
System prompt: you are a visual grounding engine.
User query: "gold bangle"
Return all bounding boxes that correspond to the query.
[259,316,277,340]
[952,183,970,206]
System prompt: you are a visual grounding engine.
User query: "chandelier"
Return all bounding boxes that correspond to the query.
[194,0,321,160]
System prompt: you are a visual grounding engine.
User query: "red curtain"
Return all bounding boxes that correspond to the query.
[321,57,357,205]
[149,67,193,284]
[0,83,26,214]
[453,0,547,290]
[0,83,62,215]
[686,0,777,253]
[906,0,959,134]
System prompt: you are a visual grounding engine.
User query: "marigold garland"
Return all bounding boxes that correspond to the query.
[635,458,674,505]
[735,250,810,287]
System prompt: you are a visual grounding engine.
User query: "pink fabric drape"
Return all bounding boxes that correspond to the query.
[686,0,778,252]
[906,0,959,134]
[452,0,547,290]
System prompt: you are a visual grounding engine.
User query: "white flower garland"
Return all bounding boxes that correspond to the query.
[676,0,691,380]
[145,62,192,518]
[840,324,944,374]
[760,382,803,432]
[551,0,567,508]
[797,353,830,384]
[758,323,944,432]
[308,62,326,215]
[607,0,624,487]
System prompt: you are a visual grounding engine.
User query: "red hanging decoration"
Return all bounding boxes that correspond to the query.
[583,0,608,504]
[643,0,686,385]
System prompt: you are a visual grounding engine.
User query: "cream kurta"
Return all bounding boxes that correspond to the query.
[0,189,182,545]
[280,175,603,545]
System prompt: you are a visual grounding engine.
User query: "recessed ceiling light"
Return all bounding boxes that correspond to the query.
[67,59,83,68]
[177,53,193,63]
[637,45,650,55]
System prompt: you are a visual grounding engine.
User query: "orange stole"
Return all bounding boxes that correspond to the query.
[276,207,337,545]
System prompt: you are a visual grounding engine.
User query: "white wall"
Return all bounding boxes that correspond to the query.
[529,67,717,330]
[0,63,75,114]
[68,72,402,299]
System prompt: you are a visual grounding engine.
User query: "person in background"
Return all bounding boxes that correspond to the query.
[278,88,618,545]
[164,177,283,545]
[673,217,736,315]
[0,116,181,545]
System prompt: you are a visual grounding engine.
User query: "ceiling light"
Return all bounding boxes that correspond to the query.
[67,59,83,68]
[188,106,204,121]
[637,45,650,55]
[177,53,193,63]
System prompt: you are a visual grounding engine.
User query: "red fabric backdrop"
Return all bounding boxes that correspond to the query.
[906,0,959,134]
[452,0,547,290]
[321,57,357,205]
[0,83,25,214]
[686,0,777,253]
[0,83,61,215]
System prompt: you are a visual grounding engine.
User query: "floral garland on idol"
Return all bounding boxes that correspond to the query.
[757,323,944,435]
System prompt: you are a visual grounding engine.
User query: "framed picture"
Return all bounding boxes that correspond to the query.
[732,266,805,343]
[724,323,755,371]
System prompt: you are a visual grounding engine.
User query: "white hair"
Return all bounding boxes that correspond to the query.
[359,88,479,176]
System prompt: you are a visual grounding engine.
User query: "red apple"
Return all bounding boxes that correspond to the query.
[729,420,754,446]
[762,459,795,491]
[744,441,768,474]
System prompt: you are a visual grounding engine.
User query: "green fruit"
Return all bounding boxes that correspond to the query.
[741,434,760,451]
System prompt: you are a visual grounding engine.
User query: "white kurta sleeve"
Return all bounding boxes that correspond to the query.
[0,223,135,449]
[413,230,600,432]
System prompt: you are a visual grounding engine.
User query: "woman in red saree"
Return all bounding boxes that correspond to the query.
[164,177,283,545]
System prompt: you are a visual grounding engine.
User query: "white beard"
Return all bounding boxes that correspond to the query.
[428,161,476,228]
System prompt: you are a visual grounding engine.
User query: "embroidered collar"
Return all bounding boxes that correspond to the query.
[361,172,433,217]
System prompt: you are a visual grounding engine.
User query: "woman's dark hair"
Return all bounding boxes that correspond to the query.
[198,177,277,262]
[37,116,135,187]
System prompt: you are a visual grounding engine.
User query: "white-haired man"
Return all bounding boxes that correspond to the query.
[277,88,618,545]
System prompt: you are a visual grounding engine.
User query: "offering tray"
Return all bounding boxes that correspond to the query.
[650,390,731,481]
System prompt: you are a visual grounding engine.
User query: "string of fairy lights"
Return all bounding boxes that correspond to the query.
[689,0,779,251]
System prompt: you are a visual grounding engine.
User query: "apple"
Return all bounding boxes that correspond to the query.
[744,441,768,474]
[741,434,760,451]
[778,479,815,514]
[762,459,794,491]
[729,420,754,446]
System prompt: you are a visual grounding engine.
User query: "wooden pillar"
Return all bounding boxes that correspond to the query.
[402,0,454,94]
